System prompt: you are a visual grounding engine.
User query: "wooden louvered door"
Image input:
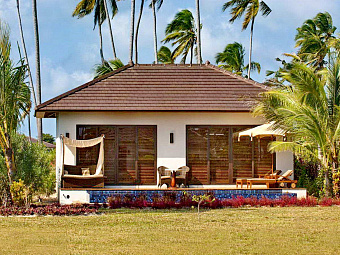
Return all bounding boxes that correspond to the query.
[255,137,275,176]
[233,132,253,178]
[98,126,116,184]
[209,127,229,184]
[137,126,157,184]
[77,127,99,166]
[187,127,209,184]
[118,127,137,184]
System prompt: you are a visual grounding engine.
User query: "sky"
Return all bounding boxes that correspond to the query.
[0,0,339,138]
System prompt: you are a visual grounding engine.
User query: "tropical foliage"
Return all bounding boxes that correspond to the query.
[0,20,31,184]
[157,46,175,64]
[162,9,200,64]
[222,0,271,78]
[294,12,338,70]
[94,58,124,78]
[254,56,340,196]
[215,42,260,76]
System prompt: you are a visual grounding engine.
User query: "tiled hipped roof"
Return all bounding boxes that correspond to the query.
[35,63,267,116]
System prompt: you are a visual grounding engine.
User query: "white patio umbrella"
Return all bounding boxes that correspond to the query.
[237,122,286,176]
[238,122,285,141]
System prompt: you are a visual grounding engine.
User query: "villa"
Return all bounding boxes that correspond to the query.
[35,63,304,204]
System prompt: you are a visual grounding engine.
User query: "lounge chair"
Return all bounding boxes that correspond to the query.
[246,178,277,189]
[157,166,172,187]
[276,170,297,188]
[236,170,282,188]
[175,166,190,187]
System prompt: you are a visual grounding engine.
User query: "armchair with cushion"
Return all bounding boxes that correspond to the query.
[176,166,190,187]
[157,166,172,187]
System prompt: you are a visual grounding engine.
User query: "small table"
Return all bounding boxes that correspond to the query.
[170,170,177,188]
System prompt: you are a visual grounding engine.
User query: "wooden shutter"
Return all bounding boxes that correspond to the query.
[255,137,274,176]
[137,126,157,184]
[187,126,209,184]
[118,127,137,184]
[233,136,252,178]
[98,126,116,184]
[77,126,99,166]
[209,127,229,184]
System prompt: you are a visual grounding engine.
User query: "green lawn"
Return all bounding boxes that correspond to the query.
[0,207,339,255]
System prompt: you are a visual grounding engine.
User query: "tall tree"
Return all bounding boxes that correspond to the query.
[16,0,37,141]
[215,42,260,76]
[149,0,163,64]
[134,0,145,64]
[157,46,175,64]
[254,58,340,196]
[103,0,118,59]
[0,20,31,185]
[129,0,136,63]
[32,0,43,142]
[295,12,337,70]
[222,0,271,79]
[73,0,119,62]
[162,9,199,64]
[195,0,202,64]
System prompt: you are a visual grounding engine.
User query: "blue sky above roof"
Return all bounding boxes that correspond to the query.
[0,0,339,137]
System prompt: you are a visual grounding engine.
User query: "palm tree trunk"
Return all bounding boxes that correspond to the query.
[151,0,158,64]
[129,0,136,64]
[98,21,105,65]
[32,0,43,143]
[190,46,193,65]
[103,0,117,59]
[247,17,255,79]
[4,134,15,184]
[195,0,202,64]
[16,0,37,108]
[134,0,144,64]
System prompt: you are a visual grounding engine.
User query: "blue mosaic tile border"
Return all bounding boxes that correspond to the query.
[88,189,297,203]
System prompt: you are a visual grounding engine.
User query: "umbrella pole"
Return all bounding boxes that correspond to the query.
[251,137,255,177]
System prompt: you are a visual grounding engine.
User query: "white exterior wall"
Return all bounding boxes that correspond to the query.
[55,111,294,185]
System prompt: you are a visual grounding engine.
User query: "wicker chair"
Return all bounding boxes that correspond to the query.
[157,166,172,187]
[175,166,190,187]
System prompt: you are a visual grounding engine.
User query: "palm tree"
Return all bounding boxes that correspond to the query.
[16,0,37,141]
[134,0,145,64]
[222,0,271,79]
[0,20,31,185]
[157,46,174,64]
[73,0,119,62]
[94,58,124,78]
[129,0,135,63]
[32,0,43,143]
[295,12,337,70]
[215,42,260,77]
[162,9,199,64]
[195,0,202,64]
[254,58,340,196]
[149,0,164,64]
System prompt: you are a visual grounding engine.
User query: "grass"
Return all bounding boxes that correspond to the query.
[0,207,340,254]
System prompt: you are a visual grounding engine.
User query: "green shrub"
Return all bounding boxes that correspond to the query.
[295,158,322,197]
[12,134,56,197]
[10,179,30,206]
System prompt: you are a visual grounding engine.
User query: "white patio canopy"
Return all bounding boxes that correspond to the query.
[238,122,285,141]
[237,122,286,176]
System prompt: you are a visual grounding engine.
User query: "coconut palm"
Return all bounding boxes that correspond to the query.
[16,0,36,141]
[195,0,202,64]
[73,0,119,61]
[149,0,164,64]
[222,0,271,79]
[254,57,340,196]
[32,0,43,142]
[162,9,199,64]
[0,20,31,185]
[157,46,174,64]
[134,0,145,64]
[129,0,135,63]
[215,42,260,77]
[295,12,337,70]
[94,58,124,78]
